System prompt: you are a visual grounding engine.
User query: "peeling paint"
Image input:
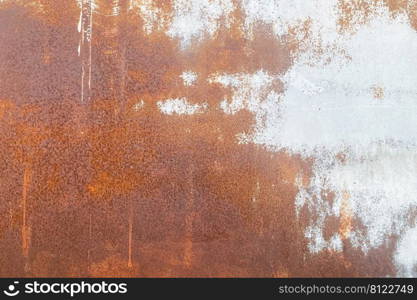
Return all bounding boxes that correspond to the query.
[157,97,207,115]
[0,0,416,278]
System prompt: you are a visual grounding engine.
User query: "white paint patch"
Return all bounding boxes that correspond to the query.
[210,70,284,146]
[210,70,279,115]
[157,98,207,115]
[395,226,417,277]
[209,2,417,275]
[295,146,417,254]
[305,226,343,253]
[241,0,340,46]
[180,71,198,86]
[134,0,169,34]
[167,0,234,47]
[250,8,417,259]
[256,12,417,153]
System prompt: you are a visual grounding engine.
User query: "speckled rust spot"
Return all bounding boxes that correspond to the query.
[372,85,384,99]
[337,0,376,32]
[0,0,398,277]
[338,0,417,33]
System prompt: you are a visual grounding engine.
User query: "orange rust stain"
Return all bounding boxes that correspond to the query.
[337,0,376,33]
[404,0,417,31]
[339,191,353,241]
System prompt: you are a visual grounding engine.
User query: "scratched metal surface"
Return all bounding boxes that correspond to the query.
[0,0,416,277]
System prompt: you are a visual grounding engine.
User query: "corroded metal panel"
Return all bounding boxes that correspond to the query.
[0,0,416,277]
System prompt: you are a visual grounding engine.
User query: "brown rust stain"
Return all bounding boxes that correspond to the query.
[338,0,417,33]
[0,0,397,277]
[337,0,377,33]
[339,191,353,241]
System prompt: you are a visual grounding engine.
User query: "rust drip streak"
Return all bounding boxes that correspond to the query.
[128,196,133,268]
[79,0,93,103]
[21,163,32,259]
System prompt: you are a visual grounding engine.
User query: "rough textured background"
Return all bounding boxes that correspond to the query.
[0,0,416,277]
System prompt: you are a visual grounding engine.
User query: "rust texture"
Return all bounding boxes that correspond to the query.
[0,0,400,277]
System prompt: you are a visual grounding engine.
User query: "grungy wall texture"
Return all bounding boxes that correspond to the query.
[0,0,416,277]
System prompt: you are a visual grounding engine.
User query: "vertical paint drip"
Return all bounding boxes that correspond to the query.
[21,163,32,262]
[78,0,93,103]
[96,0,129,113]
[78,1,95,272]
[339,191,352,241]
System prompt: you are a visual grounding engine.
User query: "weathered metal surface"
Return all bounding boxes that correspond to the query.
[0,0,416,277]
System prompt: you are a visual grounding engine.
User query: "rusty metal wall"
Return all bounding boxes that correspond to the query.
[0,0,416,277]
